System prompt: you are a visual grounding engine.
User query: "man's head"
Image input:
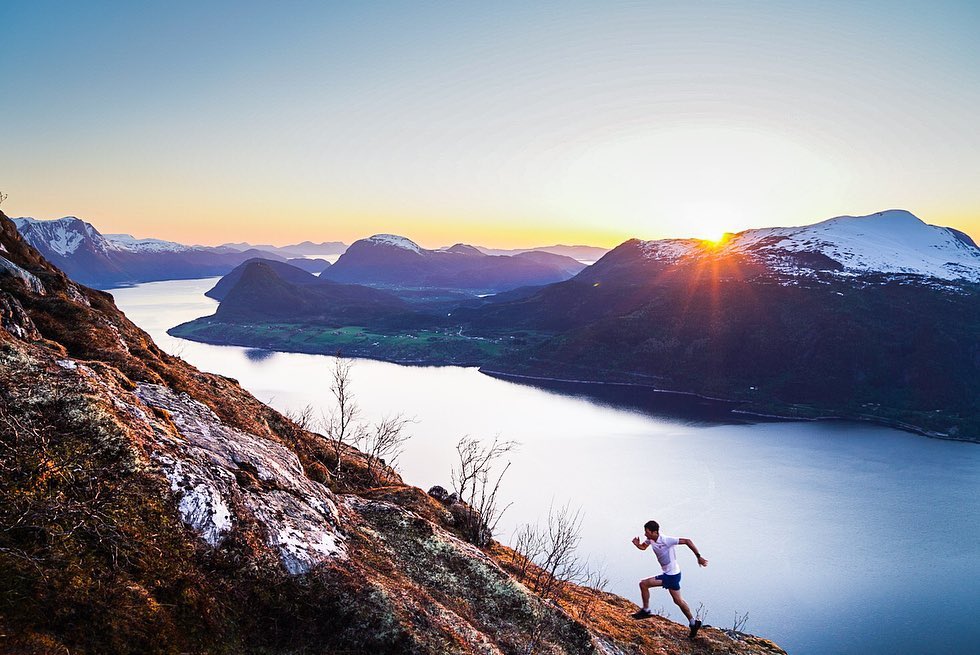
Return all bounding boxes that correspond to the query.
[643,520,660,540]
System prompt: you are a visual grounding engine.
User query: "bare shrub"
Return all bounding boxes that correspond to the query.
[732,610,749,633]
[695,601,708,623]
[517,502,585,601]
[0,397,131,571]
[320,355,412,485]
[512,502,610,626]
[451,436,517,546]
[362,413,414,485]
[284,404,316,432]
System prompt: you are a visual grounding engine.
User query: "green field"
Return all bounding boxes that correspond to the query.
[169,318,552,366]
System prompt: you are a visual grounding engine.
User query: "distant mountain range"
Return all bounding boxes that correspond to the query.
[12,217,609,290]
[173,210,980,440]
[11,217,332,288]
[467,244,609,263]
[219,240,348,258]
[320,234,587,292]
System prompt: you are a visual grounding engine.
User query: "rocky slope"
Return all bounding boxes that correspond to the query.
[0,209,783,654]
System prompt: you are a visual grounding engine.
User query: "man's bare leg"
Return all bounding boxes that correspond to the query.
[639,577,663,609]
[670,589,702,638]
[668,589,693,621]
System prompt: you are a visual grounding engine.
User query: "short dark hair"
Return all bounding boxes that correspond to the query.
[644,520,659,532]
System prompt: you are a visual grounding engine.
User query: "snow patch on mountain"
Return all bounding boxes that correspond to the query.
[13,216,108,256]
[104,233,191,253]
[366,234,423,253]
[728,210,980,282]
[14,217,195,256]
[637,238,704,262]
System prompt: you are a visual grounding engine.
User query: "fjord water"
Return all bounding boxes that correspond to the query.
[113,278,979,655]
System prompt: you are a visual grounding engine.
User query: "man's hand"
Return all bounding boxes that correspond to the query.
[696,555,708,567]
[632,536,641,547]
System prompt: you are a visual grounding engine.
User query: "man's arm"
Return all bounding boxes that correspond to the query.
[631,536,649,550]
[679,538,708,566]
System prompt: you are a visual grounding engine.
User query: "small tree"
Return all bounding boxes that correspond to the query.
[323,355,366,475]
[451,435,517,546]
[322,355,412,486]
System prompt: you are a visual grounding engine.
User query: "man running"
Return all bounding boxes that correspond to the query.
[631,519,708,638]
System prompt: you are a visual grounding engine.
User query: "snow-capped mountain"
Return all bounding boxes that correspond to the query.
[633,210,980,283]
[12,216,289,288]
[103,233,192,253]
[13,216,110,257]
[726,210,980,282]
[454,211,980,439]
[14,217,196,256]
[365,233,424,254]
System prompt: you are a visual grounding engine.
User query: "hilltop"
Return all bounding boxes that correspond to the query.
[0,211,785,653]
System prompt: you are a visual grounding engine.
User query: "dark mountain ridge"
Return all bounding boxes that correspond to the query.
[205,258,331,300]
[214,261,410,324]
[321,234,588,291]
[456,212,980,439]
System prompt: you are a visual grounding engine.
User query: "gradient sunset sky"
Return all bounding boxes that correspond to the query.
[2,1,978,248]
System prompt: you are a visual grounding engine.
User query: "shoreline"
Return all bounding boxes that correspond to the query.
[481,369,975,443]
[168,325,977,444]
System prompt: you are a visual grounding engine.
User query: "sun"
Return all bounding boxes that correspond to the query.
[695,228,731,245]
[678,202,741,244]
[543,125,837,243]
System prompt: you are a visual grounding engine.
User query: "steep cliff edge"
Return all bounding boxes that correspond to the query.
[0,209,784,654]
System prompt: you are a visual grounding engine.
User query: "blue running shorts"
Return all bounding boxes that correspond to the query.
[656,572,682,590]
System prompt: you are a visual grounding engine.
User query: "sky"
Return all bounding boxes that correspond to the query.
[1,0,978,248]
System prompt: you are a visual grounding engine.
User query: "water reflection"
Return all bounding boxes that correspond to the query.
[483,372,777,426]
[245,348,276,362]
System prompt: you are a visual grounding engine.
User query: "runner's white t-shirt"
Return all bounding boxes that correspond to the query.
[645,534,681,575]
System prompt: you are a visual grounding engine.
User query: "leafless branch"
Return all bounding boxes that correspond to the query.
[360,413,415,484]
[451,435,517,546]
